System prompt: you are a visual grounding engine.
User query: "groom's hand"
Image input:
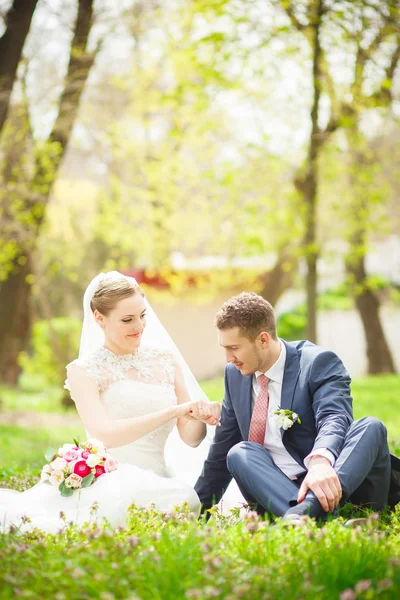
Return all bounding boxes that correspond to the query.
[297,456,342,512]
[189,400,221,426]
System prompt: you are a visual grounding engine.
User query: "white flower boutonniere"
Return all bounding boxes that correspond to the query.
[274,408,301,430]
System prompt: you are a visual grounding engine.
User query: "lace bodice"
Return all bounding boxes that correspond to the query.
[65,345,175,393]
[65,346,178,477]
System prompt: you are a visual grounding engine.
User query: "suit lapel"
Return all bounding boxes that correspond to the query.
[279,340,300,439]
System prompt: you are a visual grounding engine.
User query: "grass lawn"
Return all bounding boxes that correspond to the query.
[2,505,400,600]
[1,375,400,599]
[0,424,85,489]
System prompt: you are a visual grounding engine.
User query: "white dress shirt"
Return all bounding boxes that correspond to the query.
[252,341,335,479]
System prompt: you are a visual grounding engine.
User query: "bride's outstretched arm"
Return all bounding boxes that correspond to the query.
[67,365,194,448]
[174,360,220,448]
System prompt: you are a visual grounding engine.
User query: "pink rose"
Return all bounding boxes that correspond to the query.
[73,460,92,478]
[104,458,118,473]
[80,450,90,459]
[63,450,80,462]
[94,465,106,478]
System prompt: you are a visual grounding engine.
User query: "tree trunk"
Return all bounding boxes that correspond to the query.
[345,128,396,375]
[346,252,396,374]
[0,0,95,384]
[303,0,323,343]
[259,250,298,306]
[0,253,33,384]
[289,0,324,343]
[0,0,38,133]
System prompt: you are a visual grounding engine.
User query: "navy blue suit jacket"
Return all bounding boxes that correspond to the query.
[194,339,354,511]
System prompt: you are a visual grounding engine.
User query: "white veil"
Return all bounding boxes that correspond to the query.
[79,271,208,402]
[78,271,215,484]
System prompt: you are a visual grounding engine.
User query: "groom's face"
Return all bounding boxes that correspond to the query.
[218,327,264,376]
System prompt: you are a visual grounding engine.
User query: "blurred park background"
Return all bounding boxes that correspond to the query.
[1,0,400,467]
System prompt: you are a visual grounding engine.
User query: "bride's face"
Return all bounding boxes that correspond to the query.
[96,293,147,355]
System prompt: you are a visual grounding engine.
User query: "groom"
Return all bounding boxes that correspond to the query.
[195,292,400,521]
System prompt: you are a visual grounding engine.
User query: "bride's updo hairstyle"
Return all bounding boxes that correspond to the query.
[90,275,145,316]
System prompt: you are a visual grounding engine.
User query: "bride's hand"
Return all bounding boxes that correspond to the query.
[174,401,198,419]
[189,400,221,426]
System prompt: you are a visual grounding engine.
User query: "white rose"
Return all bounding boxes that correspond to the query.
[40,464,52,482]
[275,415,285,427]
[87,439,106,455]
[86,454,101,467]
[49,470,65,487]
[50,457,67,471]
[282,417,293,430]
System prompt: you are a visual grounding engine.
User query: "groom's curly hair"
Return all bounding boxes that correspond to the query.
[215,292,277,340]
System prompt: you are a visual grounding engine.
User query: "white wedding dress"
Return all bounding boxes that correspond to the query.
[0,345,201,534]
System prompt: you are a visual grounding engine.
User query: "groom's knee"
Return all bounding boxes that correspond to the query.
[226,442,252,475]
[350,416,387,441]
[227,441,270,475]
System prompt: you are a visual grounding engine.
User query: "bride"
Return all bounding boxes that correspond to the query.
[0,271,221,533]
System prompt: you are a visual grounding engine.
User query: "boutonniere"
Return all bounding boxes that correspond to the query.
[274,408,301,430]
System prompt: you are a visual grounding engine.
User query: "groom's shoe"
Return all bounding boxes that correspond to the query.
[283,490,328,522]
[281,514,311,527]
[343,518,370,529]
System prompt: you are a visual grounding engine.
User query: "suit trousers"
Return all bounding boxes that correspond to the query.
[226,416,391,518]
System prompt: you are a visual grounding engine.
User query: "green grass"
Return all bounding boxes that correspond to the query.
[352,376,400,437]
[0,382,72,413]
[1,505,400,599]
[0,424,85,490]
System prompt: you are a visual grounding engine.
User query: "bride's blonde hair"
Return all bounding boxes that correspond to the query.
[90,275,144,316]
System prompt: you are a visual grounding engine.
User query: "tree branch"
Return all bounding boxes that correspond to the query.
[284,2,306,32]
[373,35,400,105]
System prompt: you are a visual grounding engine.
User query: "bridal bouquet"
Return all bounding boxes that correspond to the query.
[40,438,118,497]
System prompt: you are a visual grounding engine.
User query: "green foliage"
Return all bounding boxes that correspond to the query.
[1,501,400,599]
[277,305,307,341]
[59,480,74,497]
[18,317,81,389]
[44,448,57,463]
[276,284,360,341]
[391,288,400,306]
[81,473,95,488]
[317,284,354,311]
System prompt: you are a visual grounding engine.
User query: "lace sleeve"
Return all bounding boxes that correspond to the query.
[64,356,109,395]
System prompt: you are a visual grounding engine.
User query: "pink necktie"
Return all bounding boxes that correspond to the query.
[248,374,270,445]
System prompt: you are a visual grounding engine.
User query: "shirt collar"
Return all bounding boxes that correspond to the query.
[255,340,286,384]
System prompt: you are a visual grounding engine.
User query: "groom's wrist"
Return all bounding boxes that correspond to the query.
[308,455,331,469]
